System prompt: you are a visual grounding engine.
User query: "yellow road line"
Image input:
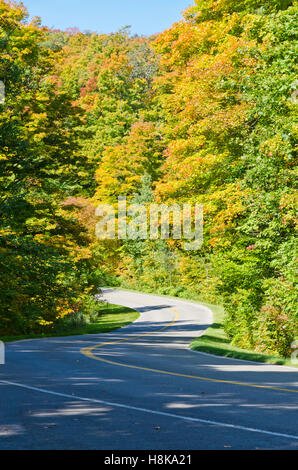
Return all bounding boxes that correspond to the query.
[84,308,179,349]
[81,307,298,394]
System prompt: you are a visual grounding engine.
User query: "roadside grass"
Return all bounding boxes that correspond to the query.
[0,303,139,343]
[189,301,297,367]
[115,285,297,368]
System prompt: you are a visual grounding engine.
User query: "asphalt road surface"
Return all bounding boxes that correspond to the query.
[0,288,297,450]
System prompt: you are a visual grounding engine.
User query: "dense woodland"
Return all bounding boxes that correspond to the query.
[0,0,297,357]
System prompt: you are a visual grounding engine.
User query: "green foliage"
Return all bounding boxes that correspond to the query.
[1,0,297,359]
[0,1,99,335]
[54,31,159,196]
[98,0,297,357]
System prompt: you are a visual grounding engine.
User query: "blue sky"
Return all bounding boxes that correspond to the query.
[23,0,193,36]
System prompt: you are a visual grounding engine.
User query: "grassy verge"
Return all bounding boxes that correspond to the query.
[0,303,139,343]
[190,300,297,368]
[113,285,297,368]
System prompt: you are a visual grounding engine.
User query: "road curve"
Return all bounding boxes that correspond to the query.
[0,288,297,450]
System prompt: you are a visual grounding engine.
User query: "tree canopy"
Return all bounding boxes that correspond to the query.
[0,0,297,357]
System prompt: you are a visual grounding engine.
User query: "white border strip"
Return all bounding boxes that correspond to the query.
[1,380,298,441]
[189,348,298,371]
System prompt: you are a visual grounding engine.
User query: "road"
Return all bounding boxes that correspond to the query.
[0,288,297,450]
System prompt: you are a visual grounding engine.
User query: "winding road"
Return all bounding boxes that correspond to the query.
[0,288,297,450]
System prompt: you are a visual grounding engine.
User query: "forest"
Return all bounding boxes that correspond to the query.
[0,0,297,358]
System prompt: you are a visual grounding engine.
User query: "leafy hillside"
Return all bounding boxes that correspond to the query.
[0,0,297,357]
